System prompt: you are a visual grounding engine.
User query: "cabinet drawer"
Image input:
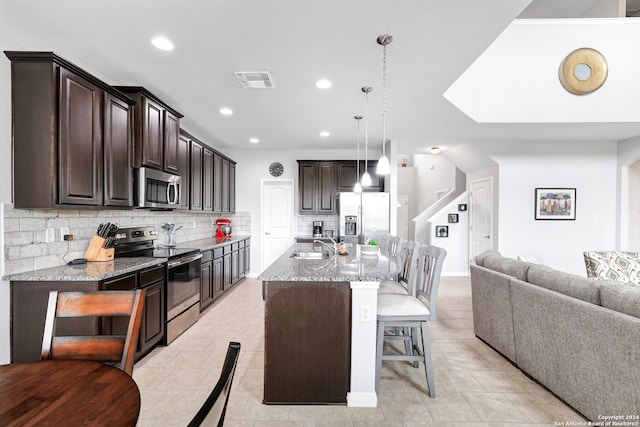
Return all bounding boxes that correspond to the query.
[231,242,239,251]
[238,240,245,248]
[244,238,250,248]
[201,250,213,263]
[139,265,165,287]
[223,245,232,255]
[101,273,137,290]
[213,248,224,259]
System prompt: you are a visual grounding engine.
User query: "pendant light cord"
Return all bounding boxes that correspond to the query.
[364,89,369,171]
[381,42,387,157]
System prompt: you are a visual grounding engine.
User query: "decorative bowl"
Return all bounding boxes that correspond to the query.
[360,244,379,256]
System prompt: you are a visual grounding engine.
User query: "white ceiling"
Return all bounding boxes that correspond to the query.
[1,0,638,155]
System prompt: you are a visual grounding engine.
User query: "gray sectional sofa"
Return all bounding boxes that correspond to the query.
[470,251,640,421]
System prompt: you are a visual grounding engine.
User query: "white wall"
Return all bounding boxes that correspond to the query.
[617,136,640,250]
[478,140,618,274]
[413,154,457,212]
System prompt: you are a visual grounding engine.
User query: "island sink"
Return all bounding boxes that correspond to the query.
[289,251,330,259]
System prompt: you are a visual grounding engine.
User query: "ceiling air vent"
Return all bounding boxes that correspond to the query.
[234,71,275,89]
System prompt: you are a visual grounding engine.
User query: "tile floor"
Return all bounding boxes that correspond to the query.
[133,276,587,426]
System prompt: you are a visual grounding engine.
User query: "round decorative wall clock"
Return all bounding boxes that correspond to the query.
[269,162,284,177]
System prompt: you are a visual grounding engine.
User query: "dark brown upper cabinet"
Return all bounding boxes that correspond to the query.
[298,161,336,214]
[336,160,384,193]
[203,148,214,211]
[189,139,204,210]
[176,134,190,209]
[213,152,223,212]
[181,129,235,213]
[104,94,134,207]
[113,86,183,175]
[6,51,135,209]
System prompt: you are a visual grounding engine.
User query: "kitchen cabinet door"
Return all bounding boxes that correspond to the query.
[317,161,335,213]
[190,141,203,210]
[213,153,223,212]
[203,148,214,211]
[163,110,180,173]
[138,280,165,357]
[200,258,213,310]
[104,93,133,207]
[213,256,224,300]
[222,158,230,212]
[298,161,316,213]
[58,68,103,206]
[176,134,190,209]
[141,96,164,170]
[229,162,236,213]
[336,160,384,193]
[238,246,246,279]
[244,240,251,276]
[223,253,232,290]
[298,161,335,214]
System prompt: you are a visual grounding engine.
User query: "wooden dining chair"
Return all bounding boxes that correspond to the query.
[41,290,145,376]
[187,341,241,427]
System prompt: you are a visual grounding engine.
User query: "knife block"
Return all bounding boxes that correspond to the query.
[84,235,115,262]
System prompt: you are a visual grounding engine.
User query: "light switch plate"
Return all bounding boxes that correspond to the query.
[45,228,55,243]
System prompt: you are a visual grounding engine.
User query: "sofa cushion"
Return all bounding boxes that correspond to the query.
[483,253,530,281]
[583,251,640,286]
[600,282,640,319]
[527,264,601,305]
[474,250,501,267]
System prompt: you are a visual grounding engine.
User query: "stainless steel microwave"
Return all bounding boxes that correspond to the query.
[134,167,181,209]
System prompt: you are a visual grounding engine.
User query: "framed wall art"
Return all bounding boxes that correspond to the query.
[436,225,449,237]
[535,188,576,220]
[448,213,459,223]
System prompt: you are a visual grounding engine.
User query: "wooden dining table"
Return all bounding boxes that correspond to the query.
[0,359,141,426]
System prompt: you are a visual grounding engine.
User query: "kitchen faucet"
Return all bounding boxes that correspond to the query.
[314,232,337,255]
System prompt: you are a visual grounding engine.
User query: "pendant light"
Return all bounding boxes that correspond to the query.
[353,115,363,193]
[361,86,373,187]
[376,34,392,175]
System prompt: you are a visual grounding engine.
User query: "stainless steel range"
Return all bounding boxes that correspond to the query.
[115,226,202,344]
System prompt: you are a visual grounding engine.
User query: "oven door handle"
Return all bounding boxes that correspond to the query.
[167,253,202,269]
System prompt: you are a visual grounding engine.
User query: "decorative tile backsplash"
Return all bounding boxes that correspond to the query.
[2,203,251,275]
[296,214,337,237]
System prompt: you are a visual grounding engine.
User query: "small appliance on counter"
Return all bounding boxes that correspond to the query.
[215,219,232,239]
[313,221,324,238]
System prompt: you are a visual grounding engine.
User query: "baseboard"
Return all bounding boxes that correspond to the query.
[442,272,470,277]
[346,392,377,407]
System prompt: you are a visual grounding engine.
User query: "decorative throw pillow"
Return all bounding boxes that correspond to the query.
[583,251,640,287]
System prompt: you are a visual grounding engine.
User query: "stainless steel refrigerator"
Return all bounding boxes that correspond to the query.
[337,192,390,244]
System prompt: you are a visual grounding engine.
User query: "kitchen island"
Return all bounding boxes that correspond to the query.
[260,242,400,407]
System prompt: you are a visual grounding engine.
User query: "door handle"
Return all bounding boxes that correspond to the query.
[265,232,272,235]
[484,235,490,239]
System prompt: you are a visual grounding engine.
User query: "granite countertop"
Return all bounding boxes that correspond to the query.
[4,235,252,282]
[259,243,401,282]
[4,257,166,282]
[181,235,250,252]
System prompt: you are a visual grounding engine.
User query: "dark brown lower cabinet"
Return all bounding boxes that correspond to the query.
[10,266,166,363]
[213,249,224,300]
[200,250,214,310]
[264,281,351,404]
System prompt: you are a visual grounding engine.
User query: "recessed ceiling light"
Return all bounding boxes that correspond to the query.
[249,138,259,144]
[430,146,441,154]
[220,108,233,115]
[315,79,332,89]
[151,36,174,51]
[320,131,330,137]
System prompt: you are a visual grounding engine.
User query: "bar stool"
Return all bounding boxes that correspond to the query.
[378,240,417,295]
[375,244,447,397]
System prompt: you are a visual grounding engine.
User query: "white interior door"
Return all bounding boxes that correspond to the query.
[397,195,409,240]
[261,180,294,272]
[470,177,493,260]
